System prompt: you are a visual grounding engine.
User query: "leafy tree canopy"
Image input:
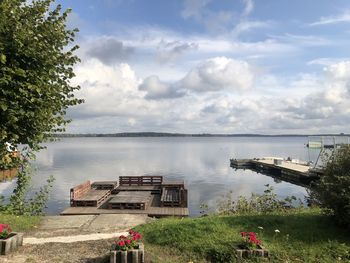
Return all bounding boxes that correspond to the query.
[311,145,350,226]
[0,0,82,161]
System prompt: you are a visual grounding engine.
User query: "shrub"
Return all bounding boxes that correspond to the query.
[216,185,301,215]
[310,145,350,226]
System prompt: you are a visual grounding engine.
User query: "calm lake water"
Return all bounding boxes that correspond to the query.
[0,137,320,216]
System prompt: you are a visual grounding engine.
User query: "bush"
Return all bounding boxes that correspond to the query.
[216,185,301,215]
[311,145,350,226]
[0,163,54,216]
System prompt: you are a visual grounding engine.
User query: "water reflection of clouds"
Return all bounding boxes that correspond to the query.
[1,137,309,216]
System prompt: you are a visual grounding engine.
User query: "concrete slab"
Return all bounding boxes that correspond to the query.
[24,231,129,244]
[39,215,97,229]
[86,214,150,231]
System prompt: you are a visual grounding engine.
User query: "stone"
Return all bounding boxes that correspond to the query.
[0,232,23,255]
[236,245,269,260]
[110,243,144,263]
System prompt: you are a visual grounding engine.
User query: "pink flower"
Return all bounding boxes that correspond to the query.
[248,232,256,238]
[126,239,131,245]
[118,241,125,247]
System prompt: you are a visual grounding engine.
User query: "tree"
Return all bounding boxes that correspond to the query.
[311,145,350,226]
[0,0,82,214]
[0,0,82,160]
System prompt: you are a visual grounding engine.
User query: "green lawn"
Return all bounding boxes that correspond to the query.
[0,214,41,232]
[136,208,350,262]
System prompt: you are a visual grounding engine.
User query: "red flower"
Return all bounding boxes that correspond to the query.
[118,241,125,247]
[112,230,142,251]
[0,224,9,232]
[248,232,256,238]
[134,233,142,241]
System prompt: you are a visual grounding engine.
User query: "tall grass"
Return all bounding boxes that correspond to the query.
[0,213,41,232]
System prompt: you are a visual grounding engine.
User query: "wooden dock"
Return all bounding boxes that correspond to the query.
[61,192,189,217]
[0,168,19,182]
[62,176,189,218]
[230,158,321,186]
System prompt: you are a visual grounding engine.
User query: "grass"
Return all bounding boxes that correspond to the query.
[0,213,41,232]
[136,208,350,262]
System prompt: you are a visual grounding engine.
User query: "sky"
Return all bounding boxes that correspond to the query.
[54,0,350,134]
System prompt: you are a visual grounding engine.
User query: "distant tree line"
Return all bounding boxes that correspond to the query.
[51,132,346,138]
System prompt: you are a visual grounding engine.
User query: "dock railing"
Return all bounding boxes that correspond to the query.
[119,175,163,186]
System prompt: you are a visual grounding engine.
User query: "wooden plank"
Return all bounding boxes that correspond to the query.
[92,181,118,190]
[61,204,189,217]
[108,191,152,210]
[119,176,163,186]
[72,189,111,207]
[74,189,110,201]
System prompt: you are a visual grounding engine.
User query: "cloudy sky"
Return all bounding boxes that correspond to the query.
[57,0,350,134]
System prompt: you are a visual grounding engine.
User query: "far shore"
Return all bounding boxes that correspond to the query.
[52,132,349,138]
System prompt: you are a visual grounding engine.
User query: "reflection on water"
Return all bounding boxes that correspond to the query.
[1,137,314,216]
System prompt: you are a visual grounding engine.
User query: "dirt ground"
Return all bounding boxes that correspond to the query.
[1,215,155,263]
[1,238,157,263]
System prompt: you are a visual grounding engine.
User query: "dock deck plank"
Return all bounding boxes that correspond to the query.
[74,189,110,201]
[253,159,310,173]
[60,205,189,217]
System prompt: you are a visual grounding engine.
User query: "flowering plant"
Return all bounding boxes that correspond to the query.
[0,224,12,239]
[111,229,142,251]
[240,232,262,249]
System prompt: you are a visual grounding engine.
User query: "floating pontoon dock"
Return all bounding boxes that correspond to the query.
[61,176,189,218]
[230,157,321,186]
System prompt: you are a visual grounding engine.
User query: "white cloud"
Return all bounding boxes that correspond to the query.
[181,0,211,20]
[180,57,256,92]
[309,10,350,26]
[270,33,331,47]
[281,61,350,124]
[232,20,271,38]
[324,61,350,81]
[138,75,186,100]
[68,42,350,134]
[71,59,144,118]
[85,38,134,64]
[156,40,198,63]
[180,0,268,36]
[307,58,350,66]
[242,0,254,17]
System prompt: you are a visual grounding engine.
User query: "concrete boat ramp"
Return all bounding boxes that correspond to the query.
[24,214,153,244]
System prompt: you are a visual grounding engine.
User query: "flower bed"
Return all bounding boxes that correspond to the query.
[110,229,144,263]
[0,224,23,255]
[236,231,269,259]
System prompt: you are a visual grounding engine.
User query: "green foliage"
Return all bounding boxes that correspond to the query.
[0,0,82,153]
[137,209,350,263]
[0,163,54,215]
[0,0,81,215]
[310,145,350,226]
[216,185,301,215]
[0,214,41,232]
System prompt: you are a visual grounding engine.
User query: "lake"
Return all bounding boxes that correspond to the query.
[0,137,319,216]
